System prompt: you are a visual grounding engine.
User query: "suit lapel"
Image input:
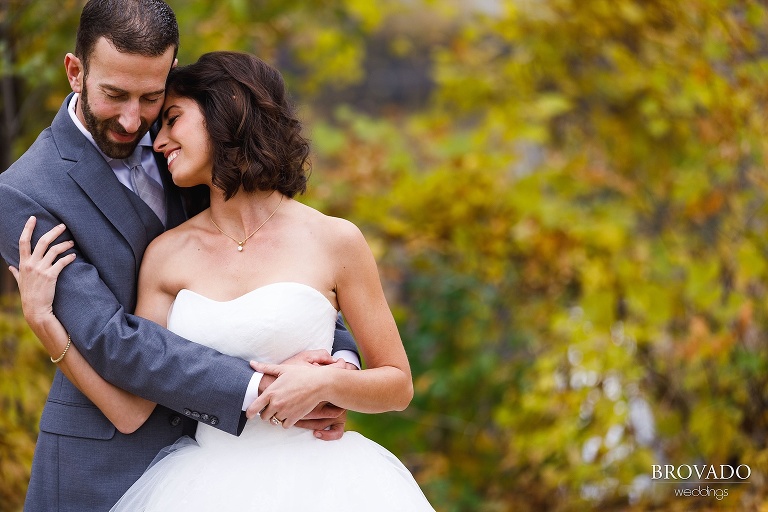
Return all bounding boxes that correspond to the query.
[54,94,150,265]
[67,157,151,264]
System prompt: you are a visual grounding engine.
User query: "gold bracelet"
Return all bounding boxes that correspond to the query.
[51,334,72,364]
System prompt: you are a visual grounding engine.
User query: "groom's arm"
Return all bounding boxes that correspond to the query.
[331,313,360,368]
[0,186,253,435]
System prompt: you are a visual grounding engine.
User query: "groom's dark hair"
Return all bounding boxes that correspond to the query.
[75,0,179,73]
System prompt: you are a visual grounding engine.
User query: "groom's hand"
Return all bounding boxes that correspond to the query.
[296,409,348,441]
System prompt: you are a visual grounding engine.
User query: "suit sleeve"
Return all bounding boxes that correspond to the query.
[332,313,358,354]
[0,184,250,435]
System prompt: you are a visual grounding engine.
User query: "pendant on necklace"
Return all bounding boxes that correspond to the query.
[237,243,244,252]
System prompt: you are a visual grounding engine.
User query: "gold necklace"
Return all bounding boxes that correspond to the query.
[209,194,284,252]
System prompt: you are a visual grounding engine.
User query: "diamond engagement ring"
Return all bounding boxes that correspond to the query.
[270,416,283,426]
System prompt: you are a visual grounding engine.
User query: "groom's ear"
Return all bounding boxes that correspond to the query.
[64,53,84,93]
[172,58,178,69]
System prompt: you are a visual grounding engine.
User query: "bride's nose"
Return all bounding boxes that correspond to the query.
[153,126,169,153]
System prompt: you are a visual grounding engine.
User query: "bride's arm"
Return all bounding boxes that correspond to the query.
[10,217,155,434]
[248,218,413,425]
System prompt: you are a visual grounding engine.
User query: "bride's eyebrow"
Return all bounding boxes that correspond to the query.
[162,105,179,119]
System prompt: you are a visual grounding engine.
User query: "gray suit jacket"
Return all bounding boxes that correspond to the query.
[0,94,357,511]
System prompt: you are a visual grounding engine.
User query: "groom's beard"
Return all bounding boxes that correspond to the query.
[81,84,150,160]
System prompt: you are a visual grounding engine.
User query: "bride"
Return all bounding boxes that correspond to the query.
[13,51,434,510]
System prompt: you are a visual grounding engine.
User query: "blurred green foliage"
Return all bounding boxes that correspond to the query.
[3,0,768,510]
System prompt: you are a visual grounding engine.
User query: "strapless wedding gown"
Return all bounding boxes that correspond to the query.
[110,282,434,511]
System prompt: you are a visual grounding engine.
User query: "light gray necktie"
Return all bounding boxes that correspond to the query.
[125,147,166,225]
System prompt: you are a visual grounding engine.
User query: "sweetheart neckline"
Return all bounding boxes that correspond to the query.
[175,281,338,311]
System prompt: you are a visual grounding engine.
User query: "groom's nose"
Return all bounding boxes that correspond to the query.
[118,100,143,134]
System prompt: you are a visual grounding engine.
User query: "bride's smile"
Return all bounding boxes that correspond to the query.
[155,94,213,188]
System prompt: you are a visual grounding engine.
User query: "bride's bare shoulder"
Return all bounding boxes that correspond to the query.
[142,211,208,267]
[292,201,363,241]
[302,209,370,258]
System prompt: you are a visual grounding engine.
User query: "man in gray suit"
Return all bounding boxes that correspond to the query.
[0,1,358,510]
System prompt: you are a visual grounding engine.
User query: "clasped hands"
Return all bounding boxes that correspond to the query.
[248,349,357,441]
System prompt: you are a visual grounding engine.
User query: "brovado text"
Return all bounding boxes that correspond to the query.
[652,465,751,481]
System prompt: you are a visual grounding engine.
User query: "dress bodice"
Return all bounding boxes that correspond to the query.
[167,282,337,364]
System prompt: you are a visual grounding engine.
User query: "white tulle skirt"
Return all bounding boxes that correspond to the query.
[110,417,434,511]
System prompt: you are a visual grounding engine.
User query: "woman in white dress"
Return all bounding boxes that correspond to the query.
[12,51,434,511]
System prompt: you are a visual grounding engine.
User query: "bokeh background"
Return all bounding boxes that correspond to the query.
[3,0,768,510]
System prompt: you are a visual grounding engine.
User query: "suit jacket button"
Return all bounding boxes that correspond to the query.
[169,415,181,427]
[191,411,200,419]
[210,416,219,426]
[201,413,210,422]
[184,409,192,416]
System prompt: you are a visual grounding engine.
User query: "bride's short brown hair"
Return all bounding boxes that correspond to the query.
[165,51,310,200]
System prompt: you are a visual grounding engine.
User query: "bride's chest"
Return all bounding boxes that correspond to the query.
[166,284,337,363]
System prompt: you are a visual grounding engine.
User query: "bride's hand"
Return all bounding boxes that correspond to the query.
[253,353,353,440]
[8,216,75,326]
[246,361,340,429]
[257,349,336,394]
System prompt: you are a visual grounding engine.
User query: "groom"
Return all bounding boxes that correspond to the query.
[0,1,358,510]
